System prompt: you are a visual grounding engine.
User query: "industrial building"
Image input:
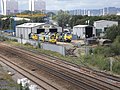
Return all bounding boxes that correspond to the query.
[16,23,62,39]
[29,0,46,11]
[94,20,118,37]
[73,25,95,39]
[1,0,18,15]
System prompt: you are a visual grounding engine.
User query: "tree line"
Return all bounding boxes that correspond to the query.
[0,10,120,30]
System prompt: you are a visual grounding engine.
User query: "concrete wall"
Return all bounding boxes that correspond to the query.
[41,43,65,56]
[1,35,66,56]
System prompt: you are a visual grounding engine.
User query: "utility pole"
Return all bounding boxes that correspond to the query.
[30,0,33,23]
[110,57,114,72]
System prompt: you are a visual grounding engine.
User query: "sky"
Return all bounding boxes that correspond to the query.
[0,0,120,10]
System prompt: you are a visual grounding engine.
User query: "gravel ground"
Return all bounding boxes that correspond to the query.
[0,61,42,90]
[0,61,18,90]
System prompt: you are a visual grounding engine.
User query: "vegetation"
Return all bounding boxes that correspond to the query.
[90,36,120,74]
[54,10,71,30]
[105,25,120,41]
[1,11,120,30]
[54,12,120,28]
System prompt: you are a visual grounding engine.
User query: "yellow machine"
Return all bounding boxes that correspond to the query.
[57,32,72,42]
[64,32,72,42]
[32,34,38,40]
[49,33,57,44]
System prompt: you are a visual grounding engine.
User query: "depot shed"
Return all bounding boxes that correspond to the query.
[73,25,95,39]
[94,20,118,37]
[16,23,62,39]
[16,23,45,39]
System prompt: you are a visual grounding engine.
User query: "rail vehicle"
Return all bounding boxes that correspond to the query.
[57,32,72,42]
[31,33,38,40]
[30,31,72,43]
[64,32,72,42]
[31,32,57,44]
[48,33,57,44]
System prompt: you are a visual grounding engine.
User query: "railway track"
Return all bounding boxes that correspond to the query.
[0,55,59,90]
[0,45,96,90]
[0,43,120,90]
[14,43,120,82]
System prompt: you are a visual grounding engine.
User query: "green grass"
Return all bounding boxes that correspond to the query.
[3,40,120,75]
[0,66,19,90]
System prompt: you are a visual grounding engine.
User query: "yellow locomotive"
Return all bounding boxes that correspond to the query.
[31,33,38,40]
[49,33,57,44]
[64,32,72,42]
[31,32,57,44]
[57,32,72,42]
[30,32,72,44]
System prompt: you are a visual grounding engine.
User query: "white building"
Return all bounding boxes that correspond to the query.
[1,0,18,15]
[73,25,95,39]
[94,20,118,36]
[29,0,46,12]
[16,23,62,39]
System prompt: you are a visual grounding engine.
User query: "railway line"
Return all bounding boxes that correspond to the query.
[0,55,59,90]
[0,43,120,90]
[14,42,120,82]
[0,45,96,90]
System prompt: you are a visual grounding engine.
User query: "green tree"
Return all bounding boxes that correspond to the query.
[47,12,56,17]
[105,25,120,41]
[111,36,120,55]
[55,10,71,30]
[32,17,45,23]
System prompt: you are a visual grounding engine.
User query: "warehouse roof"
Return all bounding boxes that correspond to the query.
[94,20,118,23]
[73,25,93,28]
[1,17,30,21]
[16,23,45,28]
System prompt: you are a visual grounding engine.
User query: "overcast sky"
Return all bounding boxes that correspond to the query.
[0,0,120,10]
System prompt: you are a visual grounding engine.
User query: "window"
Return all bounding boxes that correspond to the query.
[96,29,102,36]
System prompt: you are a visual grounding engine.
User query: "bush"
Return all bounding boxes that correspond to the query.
[84,54,110,71]
[11,39,18,42]
[24,42,32,46]
[105,25,120,41]
[111,36,120,55]
[93,46,112,57]
[113,61,120,74]
[0,36,9,41]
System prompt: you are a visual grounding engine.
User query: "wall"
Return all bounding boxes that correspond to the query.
[73,27,85,39]
[0,35,66,56]
[41,43,65,56]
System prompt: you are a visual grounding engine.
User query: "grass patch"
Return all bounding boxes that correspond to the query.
[3,39,120,75]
